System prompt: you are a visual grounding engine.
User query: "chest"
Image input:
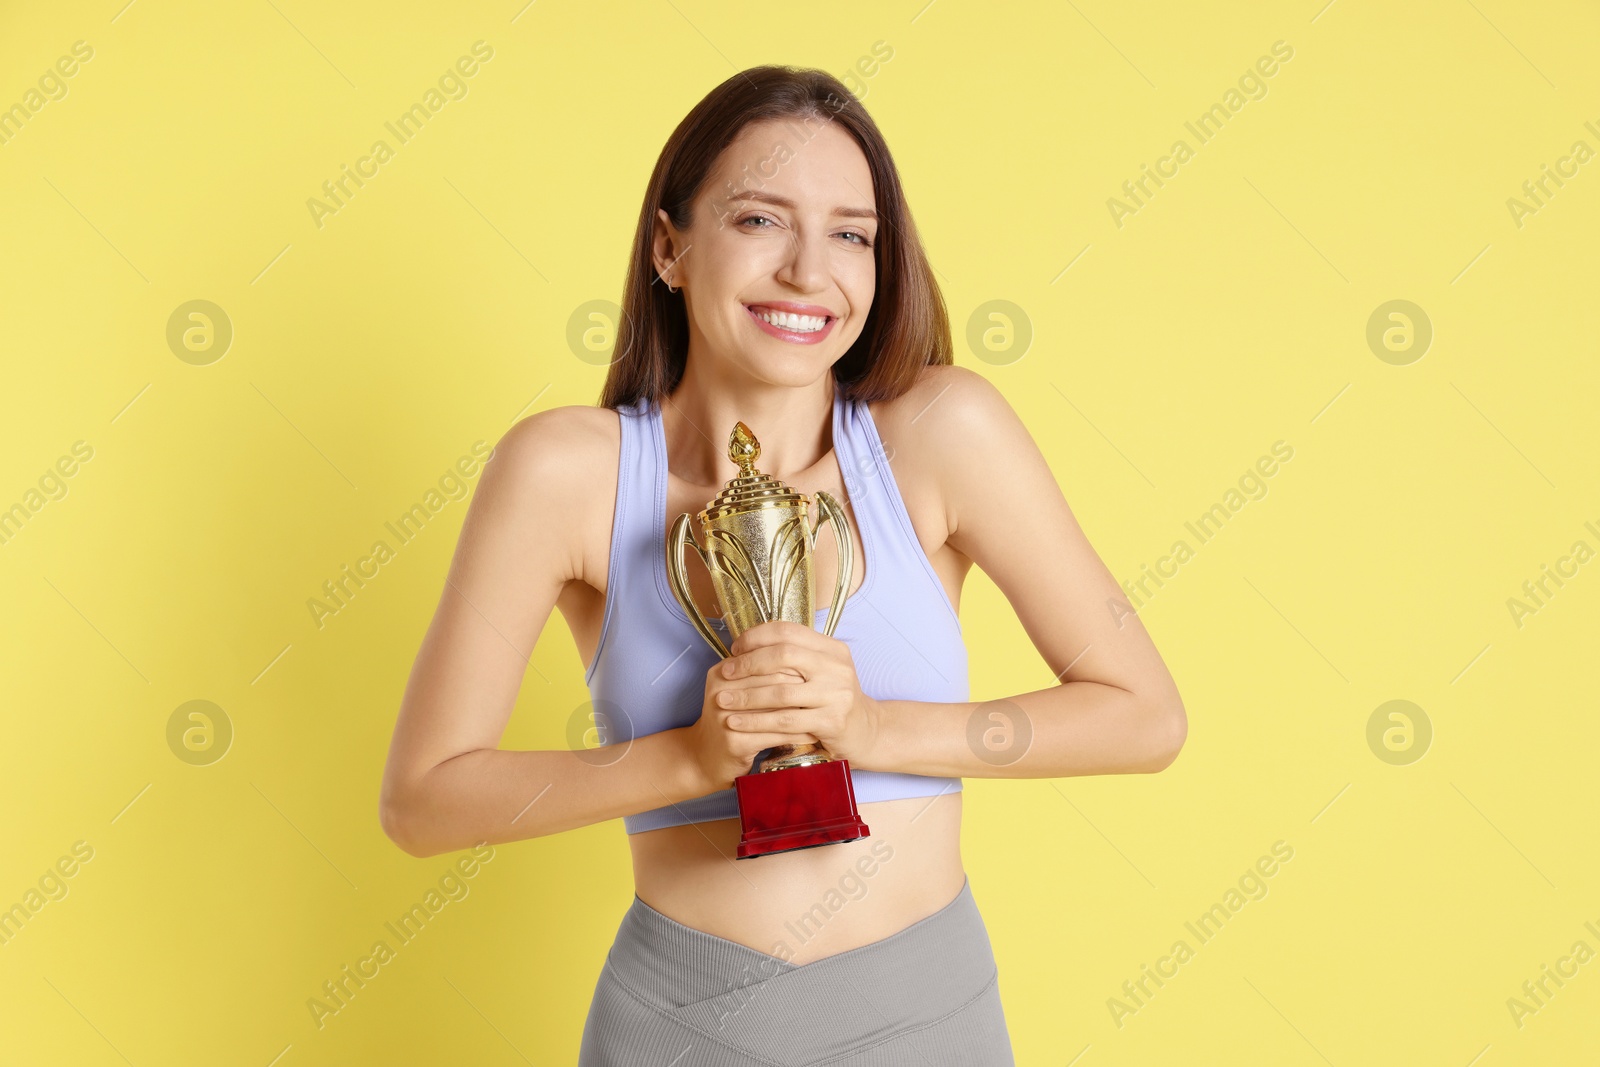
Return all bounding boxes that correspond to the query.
[561,404,966,673]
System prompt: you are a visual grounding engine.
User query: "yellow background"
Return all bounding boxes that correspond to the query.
[2,0,1596,1062]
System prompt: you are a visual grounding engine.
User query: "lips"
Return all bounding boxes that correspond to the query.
[744,303,838,344]
[744,302,836,319]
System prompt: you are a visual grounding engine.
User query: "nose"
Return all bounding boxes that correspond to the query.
[775,226,829,294]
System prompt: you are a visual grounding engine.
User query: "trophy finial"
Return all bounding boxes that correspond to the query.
[729,421,760,475]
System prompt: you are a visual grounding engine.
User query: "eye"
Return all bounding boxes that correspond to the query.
[737,213,873,247]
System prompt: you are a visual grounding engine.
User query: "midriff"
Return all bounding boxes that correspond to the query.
[627,790,966,966]
[557,569,969,966]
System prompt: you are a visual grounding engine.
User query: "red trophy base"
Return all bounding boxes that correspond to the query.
[734,758,871,859]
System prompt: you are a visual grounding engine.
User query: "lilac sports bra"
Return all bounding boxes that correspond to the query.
[584,387,967,833]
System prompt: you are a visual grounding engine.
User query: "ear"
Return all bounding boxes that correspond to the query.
[651,208,681,286]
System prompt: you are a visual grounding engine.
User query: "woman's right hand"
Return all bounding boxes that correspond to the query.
[683,659,817,791]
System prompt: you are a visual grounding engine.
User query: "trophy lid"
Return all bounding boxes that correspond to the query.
[702,421,808,520]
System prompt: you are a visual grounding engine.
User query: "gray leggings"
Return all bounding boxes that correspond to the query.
[578,875,1014,1066]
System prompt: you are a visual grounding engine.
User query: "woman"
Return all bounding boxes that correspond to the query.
[380,66,1187,1064]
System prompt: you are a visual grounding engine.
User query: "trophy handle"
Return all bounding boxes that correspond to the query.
[809,491,852,638]
[667,513,732,659]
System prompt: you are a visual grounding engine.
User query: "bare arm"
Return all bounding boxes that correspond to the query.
[378,408,706,858]
[865,366,1187,778]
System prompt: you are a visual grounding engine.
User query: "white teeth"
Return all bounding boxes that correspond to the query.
[751,307,828,333]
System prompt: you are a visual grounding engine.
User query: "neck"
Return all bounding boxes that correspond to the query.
[662,364,836,487]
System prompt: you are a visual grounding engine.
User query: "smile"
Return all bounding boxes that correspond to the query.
[744,304,837,344]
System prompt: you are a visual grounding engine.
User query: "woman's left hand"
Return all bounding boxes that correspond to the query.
[716,620,882,767]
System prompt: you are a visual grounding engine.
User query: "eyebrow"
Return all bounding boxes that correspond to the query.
[724,189,878,221]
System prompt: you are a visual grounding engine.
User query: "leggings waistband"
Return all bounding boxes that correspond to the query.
[600,875,999,1055]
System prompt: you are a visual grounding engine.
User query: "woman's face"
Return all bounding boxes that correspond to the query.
[654,116,879,388]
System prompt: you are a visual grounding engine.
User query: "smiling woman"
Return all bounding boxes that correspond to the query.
[380,64,1185,1065]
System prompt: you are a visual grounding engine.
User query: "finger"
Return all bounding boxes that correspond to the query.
[724,707,824,735]
[730,619,823,656]
[722,644,819,681]
[723,669,805,690]
[717,680,814,712]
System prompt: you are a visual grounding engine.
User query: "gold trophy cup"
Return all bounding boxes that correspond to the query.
[666,418,871,858]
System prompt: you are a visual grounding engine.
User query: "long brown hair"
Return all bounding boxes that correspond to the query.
[598,65,951,411]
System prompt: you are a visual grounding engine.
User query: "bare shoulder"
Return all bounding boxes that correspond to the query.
[873,364,1011,437]
[473,403,621,582]
[493,403,618,471]
[870,364,1020,475]
[479,403,619,504]
[869,364,1035,543]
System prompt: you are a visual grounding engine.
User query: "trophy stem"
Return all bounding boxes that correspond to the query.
[758,742,832,773]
